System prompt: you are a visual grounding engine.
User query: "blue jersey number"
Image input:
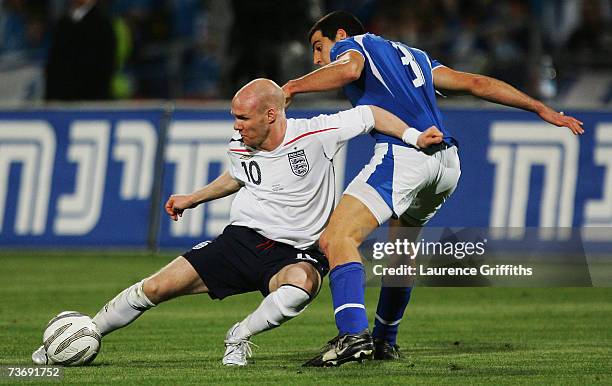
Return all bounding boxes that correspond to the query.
[391,42,425,88]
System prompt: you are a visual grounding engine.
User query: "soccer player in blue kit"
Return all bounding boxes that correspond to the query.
[282,11,584,366]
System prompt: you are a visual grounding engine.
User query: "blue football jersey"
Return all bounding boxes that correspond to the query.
[330,33,457,147]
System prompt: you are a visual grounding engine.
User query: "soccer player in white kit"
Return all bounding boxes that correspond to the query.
[32,79,443,367]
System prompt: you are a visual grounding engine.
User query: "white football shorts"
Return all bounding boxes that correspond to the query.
[344,143,461,226]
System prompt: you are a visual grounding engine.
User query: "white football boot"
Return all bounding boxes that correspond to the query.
[222,322,257,366]
[32,345,49,365]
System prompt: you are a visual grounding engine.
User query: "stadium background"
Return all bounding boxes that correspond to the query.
[1,0,611,248]
[0,1,611,384]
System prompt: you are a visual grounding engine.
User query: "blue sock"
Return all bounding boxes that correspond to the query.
[330,262,369,335]
[371,286,412,345]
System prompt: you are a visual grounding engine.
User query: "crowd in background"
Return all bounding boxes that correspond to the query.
[0,0,610,103]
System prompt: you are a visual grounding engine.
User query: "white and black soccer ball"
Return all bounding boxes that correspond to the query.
[43,311,101,366]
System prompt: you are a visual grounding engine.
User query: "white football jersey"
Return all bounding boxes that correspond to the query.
[227,105,375,249]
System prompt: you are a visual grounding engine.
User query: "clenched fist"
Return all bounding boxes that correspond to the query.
[417,126,444,149]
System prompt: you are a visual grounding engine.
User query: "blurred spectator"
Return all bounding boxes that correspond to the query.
[0,0,608,103]
[0,0,28,55]
[540,0,581,49]
[323,0,378,26]
[224,0,314,97]
[481,0,529,90]
[110,15,133,99]
[362,0,533,90]
[169,0,226,99]
[565,0,612,68]
[0,0,48,60]
[45,0,116,100]
[110,0,170,98]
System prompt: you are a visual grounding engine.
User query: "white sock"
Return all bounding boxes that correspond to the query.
[92,280,156,336]
[233,285,311,340]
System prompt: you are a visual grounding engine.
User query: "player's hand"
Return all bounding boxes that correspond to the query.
[281,83,293,108]
[417,126,444,148]
[164,194,197,221]
[538,109,584,135]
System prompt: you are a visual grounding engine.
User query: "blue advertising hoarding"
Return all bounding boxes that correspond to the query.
[0,107,610,248]
[0,109,163,246]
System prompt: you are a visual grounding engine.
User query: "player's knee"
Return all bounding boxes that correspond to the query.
[281,264,319,296]
[319,234,329,256]
[319,228,336,256]
[142,278,163,304]
[282,265,309,289]
[327,222,363,243]
[320,226,361,257]
[143,276,174,304]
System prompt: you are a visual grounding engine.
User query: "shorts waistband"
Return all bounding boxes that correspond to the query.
[422,141,454,155]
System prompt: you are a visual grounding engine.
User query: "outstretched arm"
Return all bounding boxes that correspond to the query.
[165,171,241,221]
[282,51,365,106]
[432,66,584,135]
[367,105,443,149]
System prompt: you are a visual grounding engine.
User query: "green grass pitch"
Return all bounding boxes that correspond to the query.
[1,252,611,385]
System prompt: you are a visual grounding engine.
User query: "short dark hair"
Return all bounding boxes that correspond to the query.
[308,11,365,42]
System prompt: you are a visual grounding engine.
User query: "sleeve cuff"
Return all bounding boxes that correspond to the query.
[335,48,365,61]
[359,105,376,133]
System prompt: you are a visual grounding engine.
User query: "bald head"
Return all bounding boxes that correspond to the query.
[230,78,288,151]
[233,78,285,113]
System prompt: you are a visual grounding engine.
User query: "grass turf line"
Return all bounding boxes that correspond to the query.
[0,252,610,385]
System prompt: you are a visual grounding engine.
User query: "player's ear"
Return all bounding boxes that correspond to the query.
[267,108,276,123]
[335,28,348,41]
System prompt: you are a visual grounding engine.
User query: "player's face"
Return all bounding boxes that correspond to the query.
[310,30,335,66]
[231,100,269,148]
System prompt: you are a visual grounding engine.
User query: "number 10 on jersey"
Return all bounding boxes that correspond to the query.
[241,161,261,185]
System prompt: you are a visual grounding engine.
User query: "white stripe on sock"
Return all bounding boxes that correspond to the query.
[334,303,365,315]
[375,313,402,326]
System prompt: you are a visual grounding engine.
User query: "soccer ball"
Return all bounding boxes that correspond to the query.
[43,311,101,366]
